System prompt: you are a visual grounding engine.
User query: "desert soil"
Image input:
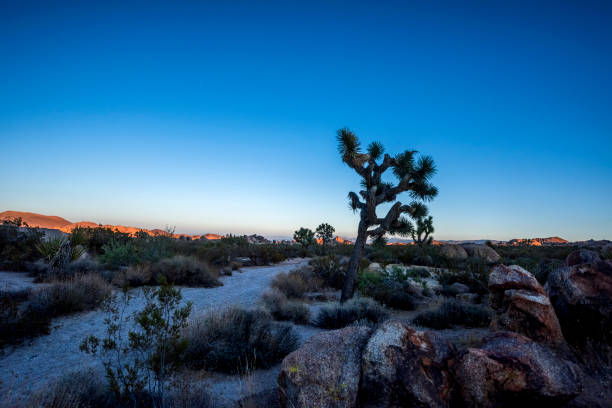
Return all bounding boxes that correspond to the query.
[0,258,319,407]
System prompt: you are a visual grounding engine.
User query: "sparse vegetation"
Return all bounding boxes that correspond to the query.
[183,307,298,373]
[270,266,322,298]
[413,299,492,329]
[260,289,311,324]
[314,297,389,329]
[81,280,192,408]
[151,255,221,287]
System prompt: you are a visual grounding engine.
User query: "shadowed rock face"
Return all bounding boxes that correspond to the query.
[278,326,372,408]
[546,255,612,345]
[360,320,455,408]
[452,332,582,408]
[565,249,600,267]
[489,265,565,347]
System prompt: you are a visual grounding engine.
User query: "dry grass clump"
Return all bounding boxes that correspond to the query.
[1,275,112,347]
[270,266,323,298]
[151,255,221,287]
[29,274,112,317]
[112,264,154,287]
[260,289,311,324]
[413,299,492,329]
[314,297,390,329]
[183,307,298,373]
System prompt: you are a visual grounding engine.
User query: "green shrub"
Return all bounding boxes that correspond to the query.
[100,240,140,269]
[183,307,298,373]
[314,297,389,329]
[413,299,492,329]
[357,269,418,310]
[151,255,221,287]
[0,217,43,271]
[260,289,311,324]
[309,255,346,289]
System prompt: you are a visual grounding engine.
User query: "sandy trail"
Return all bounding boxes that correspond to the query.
[0,258,313,406]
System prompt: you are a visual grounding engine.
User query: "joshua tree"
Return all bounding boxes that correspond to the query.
[293,227,315,248]
[315,223,335,254]
[337,128,438,301]
[411,215,434,246]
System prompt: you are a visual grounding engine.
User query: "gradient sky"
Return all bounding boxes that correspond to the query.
[1,1,611,241]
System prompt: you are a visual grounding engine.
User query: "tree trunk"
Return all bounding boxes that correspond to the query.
[340,218,368,302]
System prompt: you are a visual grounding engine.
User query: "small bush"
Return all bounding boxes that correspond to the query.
[29,274,112,317]
[413,299,492,329]
[357,269,418,310]
[314,297,389,329]
[183,307,298,373]
[309,255,345,289]
[260,289,311,324]
[100,240,139,269]
[28,369,116,408]
[113,264,154,287]
[270,266,322,298]
[152,255,221,287]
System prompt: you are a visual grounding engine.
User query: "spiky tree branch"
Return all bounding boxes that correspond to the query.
[336,128,438,301]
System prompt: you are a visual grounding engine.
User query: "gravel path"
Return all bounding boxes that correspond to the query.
[0,258,311,405]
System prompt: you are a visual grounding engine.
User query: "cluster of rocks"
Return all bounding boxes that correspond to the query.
[440,243,501,264]
[277,249,611,407]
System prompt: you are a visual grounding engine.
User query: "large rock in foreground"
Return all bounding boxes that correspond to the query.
[489,265,565,346]
[278,326,372,408]
[452,332,582,407]
[545,256,612,345]
[360,321,455,408]
[462,244,501,264]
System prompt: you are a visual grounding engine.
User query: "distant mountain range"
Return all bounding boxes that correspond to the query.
[0,211,223,241]
[1,210,599,246]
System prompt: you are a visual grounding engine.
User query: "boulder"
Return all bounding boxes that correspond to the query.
[235,256,253,265]
[565,249,600,267]
[545,259,612,344]
[440,244,468,261]
[462,244,501,264]
[452,332,582,407]
[450,282,470,294]
[360,320,455,408]
[456,293,479,303]
[278,326,372,408]
[367,262,382,271]
[489,265,565,346]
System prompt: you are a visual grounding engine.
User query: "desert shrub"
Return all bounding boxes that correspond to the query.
[113,264,154,287]
[309,255,346,289]
[357,269,418,310]
[270,266,322,298]
[314,297,389,329]
[0,217,43,270]
[1,275,111,347]
[183,307,298,373]
[100,240,140,269]
[28,369,116,408]
[413,299,492,329]
[81,280,192,407]
[29,274,112,317]
[437,266,488,295]
[260,289,311,324]
[151,255,221,287]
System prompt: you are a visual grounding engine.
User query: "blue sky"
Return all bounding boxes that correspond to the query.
[1,1,611,240]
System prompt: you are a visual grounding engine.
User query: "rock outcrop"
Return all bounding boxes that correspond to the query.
[462,244,501,264]
[278,326,372,408]
[360,321,455,408]
[565,249,600,267]
[489,265,565,346]
[440,244,468,261]
[545,252,612,345]
[452,332,582,407]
